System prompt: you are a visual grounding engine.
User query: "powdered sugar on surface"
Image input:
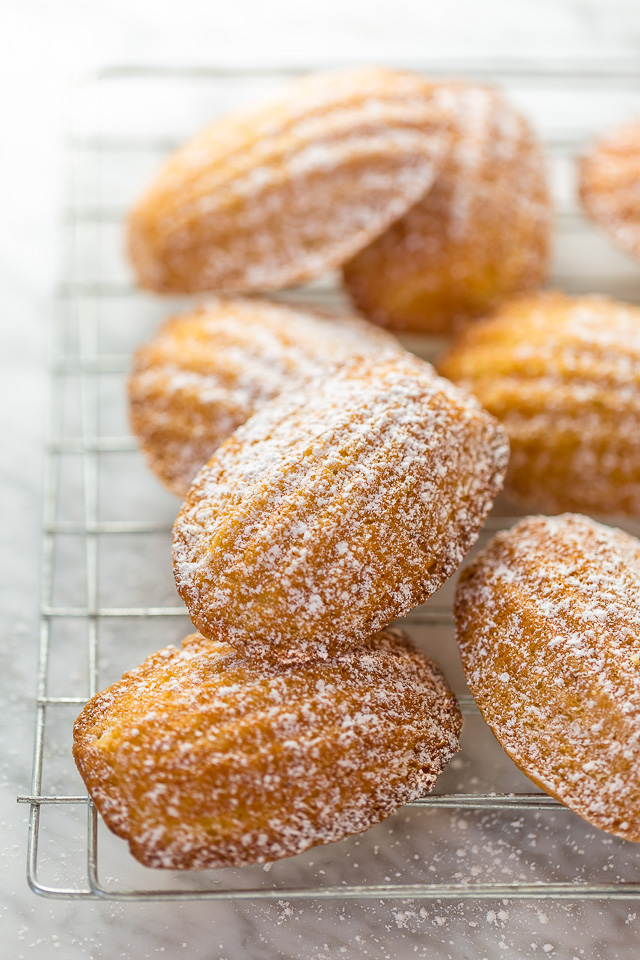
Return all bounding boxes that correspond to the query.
[580,121,640,262]
[438,291,640,515]
[128,296,399,496]
[342,81,551,334]
[127,67,453,294]
[430,82,549,245]
[455,513,640,841]
[172,352,508,661]
[73,628,462,870]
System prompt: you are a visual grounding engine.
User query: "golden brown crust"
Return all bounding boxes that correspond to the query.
[579,121,640,261]
[73,629,462,870]
[454,513,640,842]
[128,297,400,497]
[342,82,551,335]
[438,290,640,516]
[172,353,509,661]
[127,67,453,294]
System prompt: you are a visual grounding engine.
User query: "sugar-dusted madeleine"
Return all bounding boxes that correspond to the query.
[343,82,551,335]
[73,629,462,870]
[172,353,509,661]
[128,297,400,497]
[127,67,453,294]
[579,121,640,262]
[438,291,640,516]
[455,513,640,842]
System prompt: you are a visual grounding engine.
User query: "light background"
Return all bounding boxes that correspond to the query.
[2,1,640,957]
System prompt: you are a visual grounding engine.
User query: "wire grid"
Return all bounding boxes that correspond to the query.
[18,61,640,901]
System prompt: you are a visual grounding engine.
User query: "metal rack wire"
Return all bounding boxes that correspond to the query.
[18,61,640,901]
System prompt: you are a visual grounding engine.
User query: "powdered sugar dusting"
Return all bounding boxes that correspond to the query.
[172,352,509,661]
[73,628,462,870]
[127,67,453,294]
[128,297,400,496]
[580,121,640,262]
[438,291,640,515]
[455,513,640,841]
[343,81,551,335]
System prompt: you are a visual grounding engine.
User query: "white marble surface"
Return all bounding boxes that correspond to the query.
[4,1,640,957]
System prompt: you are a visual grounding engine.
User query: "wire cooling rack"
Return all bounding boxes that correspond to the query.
[18,62,640,901]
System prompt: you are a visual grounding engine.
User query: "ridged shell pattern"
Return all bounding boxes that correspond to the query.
[128,297,400,497]
[342,82,551,335]
[172,353,509,661]
[128,67,453,294]
[73,629,462,869]
[455,513,640,842]
[438,291,640,516]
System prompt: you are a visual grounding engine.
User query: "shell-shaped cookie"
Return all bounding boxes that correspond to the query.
[438,291,640,516]
[342,82,551,335]
[579,121,640,262]
[172,353,509,661]
[73,629,462,869]
[127,67,453,294]
[129,297,400,497]
[454,513,640,842]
